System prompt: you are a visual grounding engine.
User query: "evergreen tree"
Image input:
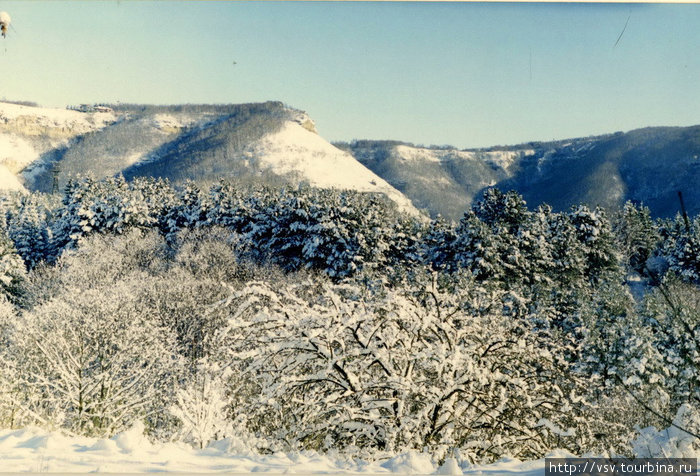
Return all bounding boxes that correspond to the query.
[613,202,660,276]
[0,224,27,303]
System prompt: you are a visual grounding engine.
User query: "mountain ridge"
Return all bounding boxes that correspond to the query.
[339,125,700,220]
[1,100,699,220]
[0,101,420,216]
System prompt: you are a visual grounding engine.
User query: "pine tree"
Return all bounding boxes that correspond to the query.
[612,202,660,276]
[0,224,27,302]
[5,193,54,269]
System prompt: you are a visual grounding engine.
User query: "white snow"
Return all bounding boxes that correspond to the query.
[151,113,198,131]
[0,425,552,474]
[395,145,443,163]
[392,144,532,174]
[0,134,39,172]
[0,164,26,192]
[244,122,421,216]
[124,151,149,166]
[0,101,115,133]
[481,150,524,171]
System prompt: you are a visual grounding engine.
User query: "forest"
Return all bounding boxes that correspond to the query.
[0,177,698,463]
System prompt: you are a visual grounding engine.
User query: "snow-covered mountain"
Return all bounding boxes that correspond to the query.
[238,121,416,214]
[0,101,419,215]
[340,126,700,220]
[0,102,115,192]
[4,100,700,219]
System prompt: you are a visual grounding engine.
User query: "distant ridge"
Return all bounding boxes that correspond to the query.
[340,125,700,220]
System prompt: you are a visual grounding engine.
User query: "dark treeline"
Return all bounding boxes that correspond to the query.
[0,178,698,462]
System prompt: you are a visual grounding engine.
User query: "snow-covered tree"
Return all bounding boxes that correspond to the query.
[568,205,619,285]
[658,215,700,284]
[170,359,231,449]
[4,192,55,269]
[14,279,180,436]
[628,279,700,412]
[212,270,589,462]
[612,202,660,276]
[50,177,166,259]
[0,224,27,302]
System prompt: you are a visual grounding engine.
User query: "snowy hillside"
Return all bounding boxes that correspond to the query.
[5,100,699,219]
[0,163,25,191]
[244,122,419,215]
[342,141,535,220]
[343,125,700,220]
[0,102,115,189]
[393,144,533,176]
[0,101,421,215]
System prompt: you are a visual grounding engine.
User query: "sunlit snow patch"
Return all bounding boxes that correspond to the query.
[0,164,26,192]
[244,121,421,216]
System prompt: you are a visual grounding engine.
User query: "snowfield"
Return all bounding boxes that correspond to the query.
[244,122,421,216]
[0,425,548,474]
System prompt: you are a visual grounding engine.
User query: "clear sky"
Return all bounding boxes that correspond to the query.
[1,1,699,148]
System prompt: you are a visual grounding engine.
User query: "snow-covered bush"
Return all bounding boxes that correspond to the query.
[632,404,700,458]
[0,227,26,302]
[213,270,588,462]
[170,359,231,449]
[0,295,26,429]
[624,279,700,415]
[13,275,180,437]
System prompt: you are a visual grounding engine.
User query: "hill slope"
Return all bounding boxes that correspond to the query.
[3,100,700,220]
[340,126,700,220]
[337,140,533,219]
[0,101,419,215]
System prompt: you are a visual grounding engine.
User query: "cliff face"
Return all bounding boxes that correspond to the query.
[0,102,115,179]
[0,102,114,141]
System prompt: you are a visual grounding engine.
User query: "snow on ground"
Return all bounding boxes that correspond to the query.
[0,425,549,474]
[244,122,421,216]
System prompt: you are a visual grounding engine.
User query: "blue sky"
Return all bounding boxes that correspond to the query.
[1,1,699,148]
